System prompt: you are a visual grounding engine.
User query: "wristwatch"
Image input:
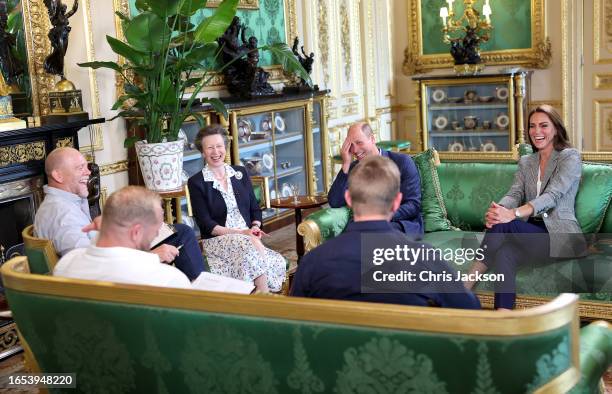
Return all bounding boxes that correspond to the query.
[514,209,521,218]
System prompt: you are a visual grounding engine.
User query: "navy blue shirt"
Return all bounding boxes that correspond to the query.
[291,220,481,310]
[327,150,424,234]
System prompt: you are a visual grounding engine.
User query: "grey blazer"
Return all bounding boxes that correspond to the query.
[498,148,587,258]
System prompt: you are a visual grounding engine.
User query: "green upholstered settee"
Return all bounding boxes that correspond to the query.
[2,256,612,393]
[298,155,612,320]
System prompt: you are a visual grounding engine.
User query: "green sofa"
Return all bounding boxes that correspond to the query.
[2,256,611,393]
[298,153,612,320]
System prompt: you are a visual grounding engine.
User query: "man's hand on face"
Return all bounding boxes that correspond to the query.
[152,244,179,263]
[340,136,354,174]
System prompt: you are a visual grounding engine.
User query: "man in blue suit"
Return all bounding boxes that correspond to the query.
[328,122,423,234]
[292,156,480,309]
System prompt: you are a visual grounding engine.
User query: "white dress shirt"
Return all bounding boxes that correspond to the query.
[34,186,95,256]
[54,245,192,289]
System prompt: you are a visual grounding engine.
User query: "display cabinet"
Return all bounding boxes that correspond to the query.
[223,91,329,223]
[413,72,530,161]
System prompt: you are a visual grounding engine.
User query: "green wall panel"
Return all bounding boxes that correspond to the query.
[128,0,287,66]
[422,0,532,55]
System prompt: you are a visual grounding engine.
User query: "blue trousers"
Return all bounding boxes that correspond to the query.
[166,223,208,280]
[481,219,549,309]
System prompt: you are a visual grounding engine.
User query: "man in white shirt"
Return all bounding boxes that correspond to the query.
[35,147,207,279]
[55,186,192,289]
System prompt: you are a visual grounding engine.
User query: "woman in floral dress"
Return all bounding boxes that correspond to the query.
[187,125,286,292]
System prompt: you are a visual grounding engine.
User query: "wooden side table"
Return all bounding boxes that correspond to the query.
[270,195,328,261]
[158,185,192,225]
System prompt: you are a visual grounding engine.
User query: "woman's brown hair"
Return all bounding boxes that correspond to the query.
[527,105,572,151]
[194,124,230,153]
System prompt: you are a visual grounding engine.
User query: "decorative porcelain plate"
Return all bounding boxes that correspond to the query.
[448,141,465,152]
[238,119,252,142]
[496,87,509,101]
[262,152,274,171]
[496,114,510,130]
[431,89,446,103]
[433,116,448,130]
[274,114,286,132]
[481,141,497,152]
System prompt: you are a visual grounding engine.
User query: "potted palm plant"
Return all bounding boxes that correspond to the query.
[79,0,309,191]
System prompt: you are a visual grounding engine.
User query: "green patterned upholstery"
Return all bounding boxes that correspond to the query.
[4,257,610,393]
[437,162,517,231]
[303,206,352,243]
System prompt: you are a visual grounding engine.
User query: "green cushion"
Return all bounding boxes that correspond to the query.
[575,162,612,233]
[376,140,411,151]
[411,149,454,232]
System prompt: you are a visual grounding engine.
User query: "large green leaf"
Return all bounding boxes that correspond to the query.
[77,61,122,72]
[201,97,227,119]
[184,42,219,64]
[125,12,170,53]
[178,0,207,16]
[158,76,179,107]
[193,0,239,44]
[106,36,146,65]
[144,0,181,17]
[264,43,312,87]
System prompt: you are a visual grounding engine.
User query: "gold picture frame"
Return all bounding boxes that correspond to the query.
[402,0,551,75]
[113,0,297,98]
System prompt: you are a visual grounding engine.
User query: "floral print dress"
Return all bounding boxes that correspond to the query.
[200,165,286,291]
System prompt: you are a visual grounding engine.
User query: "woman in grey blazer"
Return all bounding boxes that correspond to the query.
[466,105,586,309]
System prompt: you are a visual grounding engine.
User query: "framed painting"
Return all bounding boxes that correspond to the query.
[403,0,551,74]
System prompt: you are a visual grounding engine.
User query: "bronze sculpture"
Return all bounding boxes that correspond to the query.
[283,36,317,93]
[217,16,275,98]
[291,37,314,87]
[449,27,487,66]
[43,0,78,77]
